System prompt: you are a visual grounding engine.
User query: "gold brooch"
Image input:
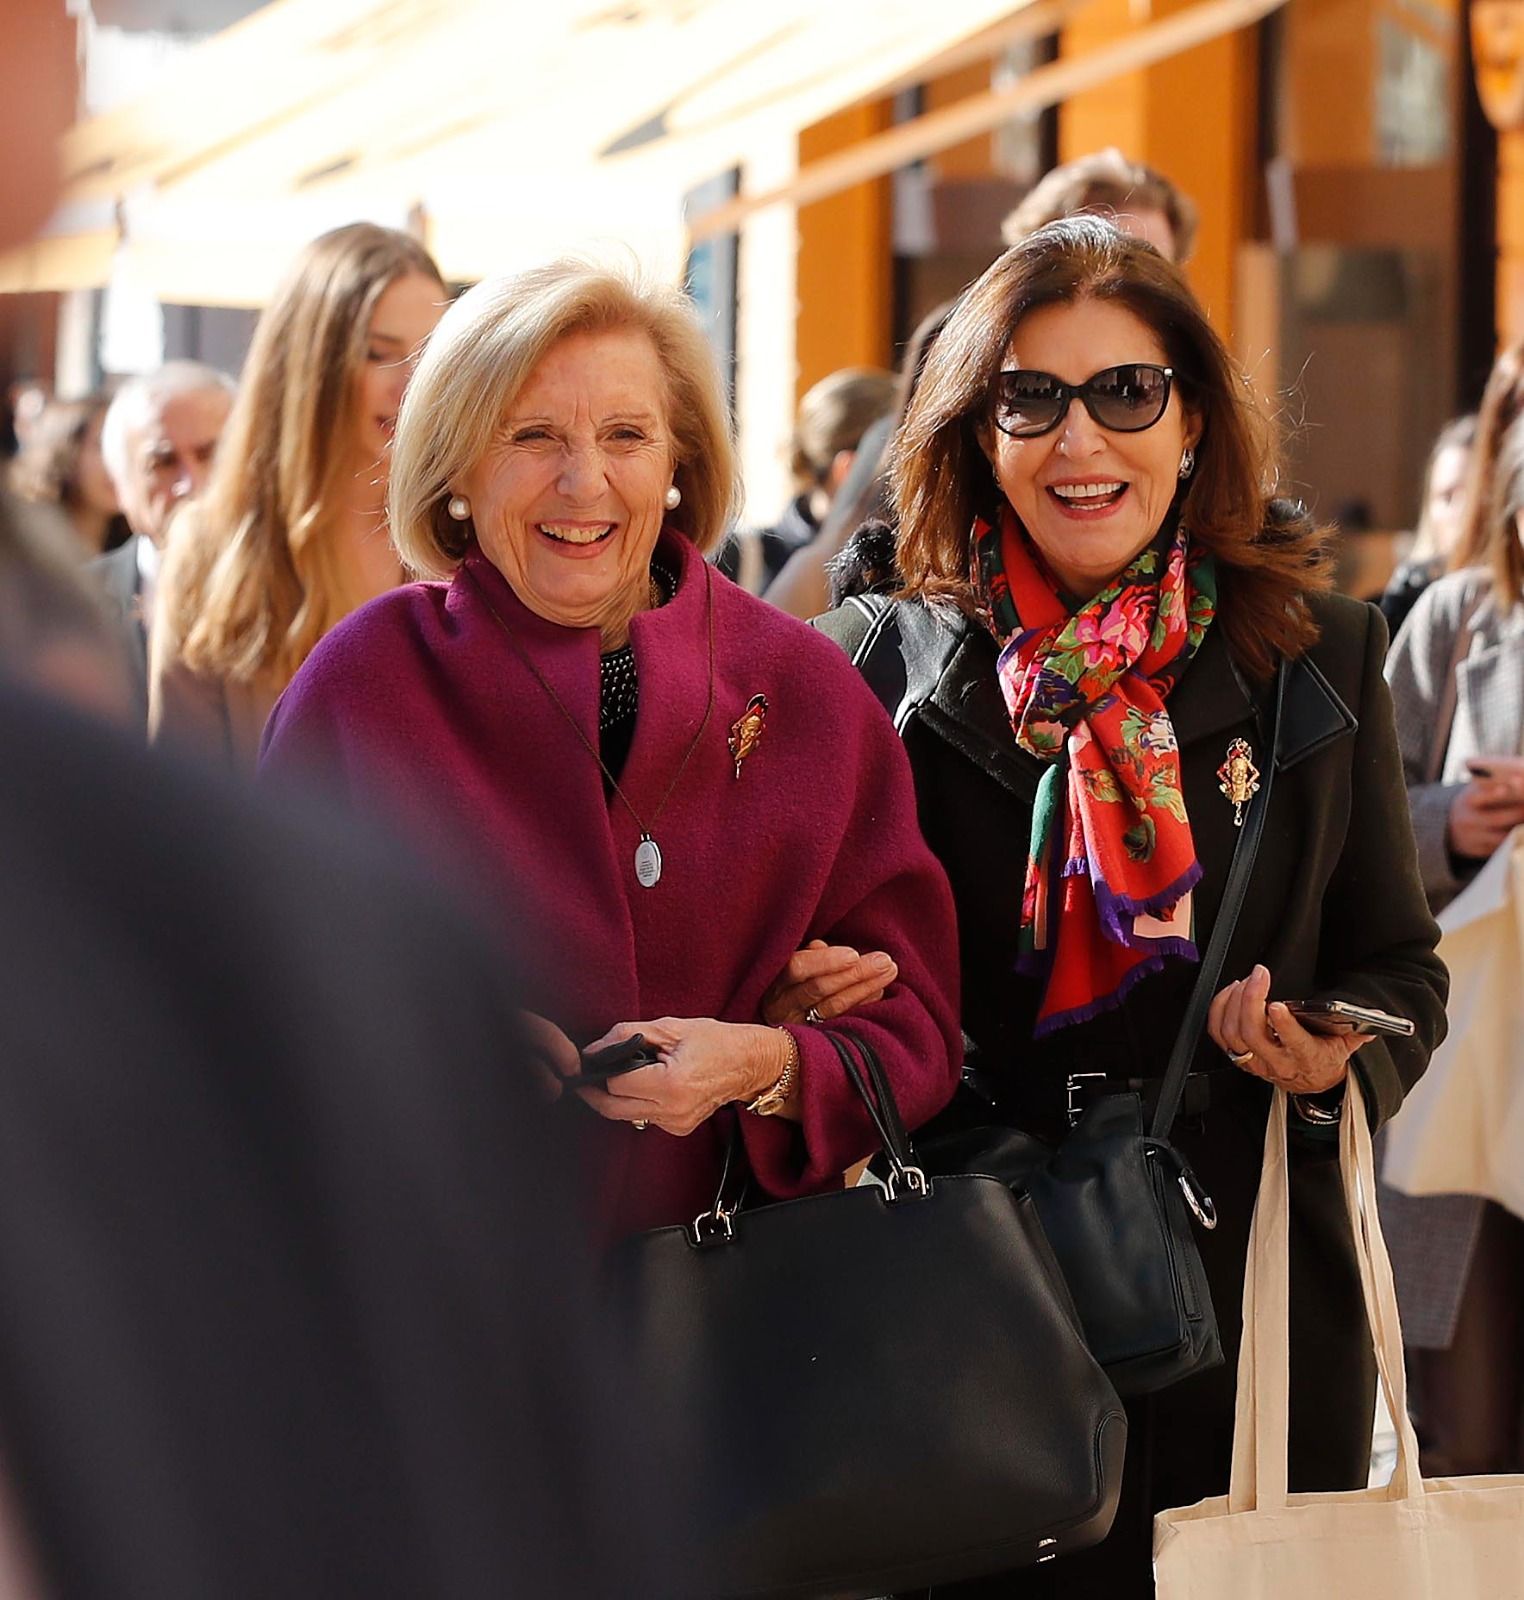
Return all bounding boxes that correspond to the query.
[1217,738,1260,828]
[728,693,769,779]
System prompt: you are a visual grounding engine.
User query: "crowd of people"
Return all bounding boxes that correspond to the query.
[1,48,1518,1590]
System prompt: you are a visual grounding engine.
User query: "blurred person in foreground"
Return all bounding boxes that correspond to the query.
[773,149,1198,621]
[0,17,656,1592]
[715,364,896,595]
[1378,416,1476,637]
[95,362,236,725]
[814,217,1447,1596]
[0,627,652,1598]
[261,259,962,1237]
[1380,409,1524,1477]
[8,392,129,557]
[151,223,445,775]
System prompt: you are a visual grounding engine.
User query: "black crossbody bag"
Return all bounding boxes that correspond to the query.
[605,1031,1126,1599]
[844,596,1286,1395]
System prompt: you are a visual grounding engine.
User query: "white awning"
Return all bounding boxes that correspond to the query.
[11,0,1049,303]
[5,0,1283,305]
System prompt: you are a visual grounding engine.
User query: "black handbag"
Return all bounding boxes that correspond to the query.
[604,1033,1127,1600]
[909,661,1287,1396]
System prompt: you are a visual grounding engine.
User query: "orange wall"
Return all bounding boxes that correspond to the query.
[1280,0,1376,166]
[925,60,997,180]
[1500,130,1524,344]
[795,101,893,399]
[1060,0,1258,336]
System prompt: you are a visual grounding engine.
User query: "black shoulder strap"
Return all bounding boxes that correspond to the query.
[845,596,961,731]
[1150,659,1288,1139]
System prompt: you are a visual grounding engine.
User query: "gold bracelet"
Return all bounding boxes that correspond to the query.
[745,1028,799,1117]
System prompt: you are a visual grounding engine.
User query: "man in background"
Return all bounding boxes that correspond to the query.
[94,362,235,725]
[1001,146,1198,264]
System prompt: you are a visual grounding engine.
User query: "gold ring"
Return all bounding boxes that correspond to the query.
[1226,1047,1255,1067]
[633,1119,650,1130]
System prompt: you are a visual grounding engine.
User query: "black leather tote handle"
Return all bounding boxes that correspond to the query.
[825,1032,927,1191]
[1150,659,1288,1139]
[701,1030,924,1230]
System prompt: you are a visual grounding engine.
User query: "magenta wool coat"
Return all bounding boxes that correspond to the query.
[261,533,963,1236]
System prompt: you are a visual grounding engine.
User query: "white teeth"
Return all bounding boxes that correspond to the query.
[1052,481,1124,501]
[539,523,613,545]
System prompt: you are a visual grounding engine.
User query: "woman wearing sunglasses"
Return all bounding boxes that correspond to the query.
[816,216,1447,1596]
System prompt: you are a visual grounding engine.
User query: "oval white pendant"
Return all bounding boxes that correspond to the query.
[634,835,663,889]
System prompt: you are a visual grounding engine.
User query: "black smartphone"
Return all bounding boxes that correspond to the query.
[564,1034,658,1088]
[1283,1001,1415,1039]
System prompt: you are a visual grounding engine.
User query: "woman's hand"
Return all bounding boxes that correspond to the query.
[1207,964,1367,1096]
[760,939,897,1025]
[519,1009,583,1100]
[1447,758,1524,861]
[575,1017,794,1136]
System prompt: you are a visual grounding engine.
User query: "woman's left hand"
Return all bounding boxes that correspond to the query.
[575,1017,792,1136]
[1207,964,1369,1095]
[760,938,898,1025]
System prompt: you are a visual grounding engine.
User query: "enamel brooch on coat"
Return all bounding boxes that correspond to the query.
[1217,738,1260,828]
[728,694,769,779]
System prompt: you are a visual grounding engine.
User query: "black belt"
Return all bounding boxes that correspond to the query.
[1064,1070,1215,1127]
[958,1062,1218,1129]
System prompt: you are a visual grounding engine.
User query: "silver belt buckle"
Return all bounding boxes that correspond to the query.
[1065,1071,1107,1128]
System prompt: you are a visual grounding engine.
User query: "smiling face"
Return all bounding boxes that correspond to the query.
[985,296,1199,598]
[354,270,445,471]
[459,325,676,646]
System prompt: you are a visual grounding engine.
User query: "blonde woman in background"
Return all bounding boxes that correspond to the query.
[151,222,446,774]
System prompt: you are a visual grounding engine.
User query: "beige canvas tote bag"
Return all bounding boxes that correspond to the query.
[1383,832,1524,1220]
[1153,1077,1524,1599]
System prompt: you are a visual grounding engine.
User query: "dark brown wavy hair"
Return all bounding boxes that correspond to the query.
[892,216,1331,681]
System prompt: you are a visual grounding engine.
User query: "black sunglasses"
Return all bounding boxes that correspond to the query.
[992,363,1175,438]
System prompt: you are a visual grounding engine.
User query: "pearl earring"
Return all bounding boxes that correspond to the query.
[664,484,681,510]
[1178,448,1195,481]
[447,495,471,521]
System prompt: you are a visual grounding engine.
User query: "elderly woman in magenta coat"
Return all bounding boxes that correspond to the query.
[260,261,963,1235]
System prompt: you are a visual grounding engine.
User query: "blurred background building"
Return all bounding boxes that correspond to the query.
[0,0,1502,538]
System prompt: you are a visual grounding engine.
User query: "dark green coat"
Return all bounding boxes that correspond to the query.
[816,591,1448,1597]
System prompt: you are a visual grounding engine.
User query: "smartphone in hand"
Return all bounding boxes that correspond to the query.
[1283,1001,1414,1039]
[564,1034,659,1088]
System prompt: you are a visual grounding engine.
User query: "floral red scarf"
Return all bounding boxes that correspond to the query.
[973,502,1217,1035]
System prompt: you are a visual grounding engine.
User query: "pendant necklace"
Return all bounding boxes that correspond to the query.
[466,559,715,888]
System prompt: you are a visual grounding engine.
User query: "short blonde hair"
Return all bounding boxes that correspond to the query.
[391,260,739,577]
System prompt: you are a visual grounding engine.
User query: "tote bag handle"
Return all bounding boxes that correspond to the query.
[1228,1076,1425,1514]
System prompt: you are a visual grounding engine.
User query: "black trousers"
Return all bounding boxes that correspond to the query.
[1411,1200,1524,1477]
